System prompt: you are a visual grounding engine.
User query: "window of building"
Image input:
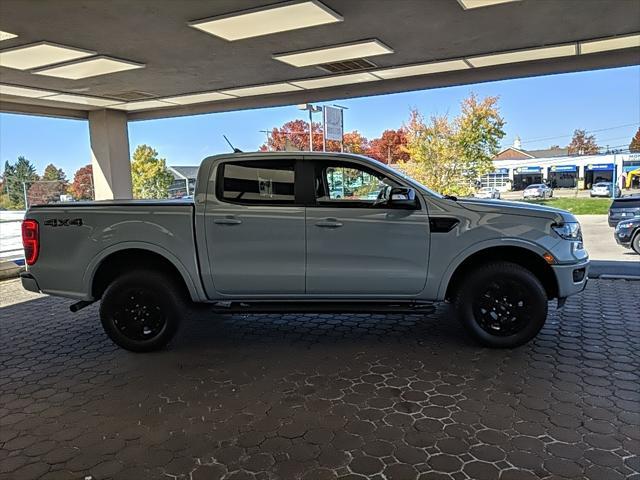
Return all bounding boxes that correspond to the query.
[480,172,509,189]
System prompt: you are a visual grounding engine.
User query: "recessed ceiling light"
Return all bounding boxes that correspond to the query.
[33,55,144,79]
[0,30,18,41]
[0,84,57,98]
[274,39,393,67]
[291,72,380,89]
[45,94,123,107]
[0,41,94,70]
[111,100,177,111]
[220,83,302,97]
[466,44,576,68]
[457,0,520,9]
[580,33,640,55]
[162,91,234,105]
[190,0,342,41]
[373,59,470,79]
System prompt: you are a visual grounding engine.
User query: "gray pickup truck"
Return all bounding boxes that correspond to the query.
[21,152,589,351]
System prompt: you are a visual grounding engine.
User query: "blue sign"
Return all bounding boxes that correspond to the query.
[586,163,614,171]
[515,166,541,174]
[493,168,509,174]
[550,165,577,172]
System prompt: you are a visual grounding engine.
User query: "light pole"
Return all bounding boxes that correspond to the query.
[297,103,322,151]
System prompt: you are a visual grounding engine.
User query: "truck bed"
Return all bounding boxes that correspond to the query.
[25,201,203,301]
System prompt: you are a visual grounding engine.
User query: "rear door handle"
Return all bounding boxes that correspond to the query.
[315,218,343,228]
[214,216,242,225]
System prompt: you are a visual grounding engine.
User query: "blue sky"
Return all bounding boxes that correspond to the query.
[1,65,639,177]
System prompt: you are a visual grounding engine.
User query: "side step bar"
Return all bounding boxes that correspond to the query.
[210,301,436,315]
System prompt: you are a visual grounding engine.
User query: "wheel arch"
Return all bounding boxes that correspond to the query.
[85,244,205,302]
[443,244,559,301]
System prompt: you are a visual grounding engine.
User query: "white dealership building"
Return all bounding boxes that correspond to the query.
[482,143,640,192]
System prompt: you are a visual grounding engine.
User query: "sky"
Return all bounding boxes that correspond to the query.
[1,65,639,176]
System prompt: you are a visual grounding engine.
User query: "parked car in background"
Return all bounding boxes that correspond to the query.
[474,187,501,199]
[608,196,640,227]
[590,182,621,198]
[614,218,640,254]
[523,184,553,199]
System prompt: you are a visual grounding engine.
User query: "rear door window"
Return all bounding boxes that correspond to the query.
[217,160,296,205]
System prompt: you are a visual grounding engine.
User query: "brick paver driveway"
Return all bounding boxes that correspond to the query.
[0,278,638,480]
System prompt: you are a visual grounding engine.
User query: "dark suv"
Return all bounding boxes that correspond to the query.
[608,196,640,227]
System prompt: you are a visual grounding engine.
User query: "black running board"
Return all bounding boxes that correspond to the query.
[210,301,436,315]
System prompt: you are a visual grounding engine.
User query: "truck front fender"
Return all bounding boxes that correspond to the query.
[435,237,550,301]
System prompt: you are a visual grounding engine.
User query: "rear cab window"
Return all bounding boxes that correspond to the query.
[216,159,297,205]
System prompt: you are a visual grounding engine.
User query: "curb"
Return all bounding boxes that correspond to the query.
[0,260,25,280]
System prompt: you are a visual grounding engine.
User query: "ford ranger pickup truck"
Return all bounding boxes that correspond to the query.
[20,152,589,352]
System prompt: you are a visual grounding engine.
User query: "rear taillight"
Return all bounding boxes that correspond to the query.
[22,219,39,266]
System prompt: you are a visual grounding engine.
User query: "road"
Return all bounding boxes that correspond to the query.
[577,214,639,262]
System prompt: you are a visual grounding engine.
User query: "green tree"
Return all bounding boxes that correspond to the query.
[2,156,38,209]
[399,94,506,196]
[629,127,640,153]
[131,145,173,199]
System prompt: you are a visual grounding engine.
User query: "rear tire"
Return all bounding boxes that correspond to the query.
[452,262,548,348]
[100,270,184,352]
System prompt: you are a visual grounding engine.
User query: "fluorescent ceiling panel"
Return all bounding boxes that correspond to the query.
[291,72,379,89]
[0,30,18,41]
[373,59,470,79]
[33,56,144,79]
[274,39,393,67]
[220,83,302,97]
[163,91,233,104]
[190,0,342,41]
[580,34,640,55]
[0,42,94,70]
[466,44,577,68]
[0,84,57,98]
[457,0,520,9]
[45,94,123,107]
[111,100,176,111]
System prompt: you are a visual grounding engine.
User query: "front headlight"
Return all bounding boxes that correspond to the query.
[552,222,582,240]
[616,221,633,232]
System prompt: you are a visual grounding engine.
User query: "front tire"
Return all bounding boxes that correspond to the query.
[632,232,640,255]
[100,270,184,352]
[452,262,548,348]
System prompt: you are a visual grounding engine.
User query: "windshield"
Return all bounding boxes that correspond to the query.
[526,184,543,189]
[594,183,611,187]
[480,187,492,192]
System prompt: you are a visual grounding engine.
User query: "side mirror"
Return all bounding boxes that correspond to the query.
[389,187,417,208]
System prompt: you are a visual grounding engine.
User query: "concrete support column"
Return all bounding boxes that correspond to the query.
[88,109,132,200]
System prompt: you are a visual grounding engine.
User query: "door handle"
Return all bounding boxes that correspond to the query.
[315,218,343,228]
[214,216,242,225]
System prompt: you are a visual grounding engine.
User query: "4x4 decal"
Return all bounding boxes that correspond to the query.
[44,218,83,227]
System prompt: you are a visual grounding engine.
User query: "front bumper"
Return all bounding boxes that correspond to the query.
[614,231,633,248]
[552,259,589,299]
[20,272,41,293]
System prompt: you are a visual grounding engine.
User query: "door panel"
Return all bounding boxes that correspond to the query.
[305,160,430,296]
[204,158,305,296]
